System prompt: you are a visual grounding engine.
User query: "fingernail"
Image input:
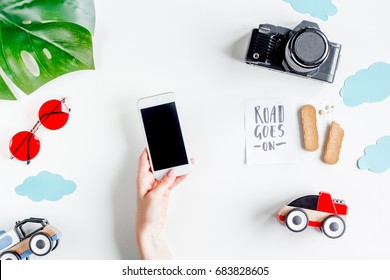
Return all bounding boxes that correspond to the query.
[167,169,176,177]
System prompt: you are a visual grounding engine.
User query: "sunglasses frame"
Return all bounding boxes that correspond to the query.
[10,98,71,165]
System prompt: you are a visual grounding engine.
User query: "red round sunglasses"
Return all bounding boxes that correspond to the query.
[9,98,71,164]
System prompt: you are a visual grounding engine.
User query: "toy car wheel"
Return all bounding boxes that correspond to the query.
[0,251,21,260]
[322,215,345,239]
[29,233,52,256]
[286,208,308,232]
[52,239,60,251]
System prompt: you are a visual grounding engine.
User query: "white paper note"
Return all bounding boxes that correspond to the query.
[245,98,298,164]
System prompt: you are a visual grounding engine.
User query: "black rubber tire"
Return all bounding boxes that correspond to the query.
[322,215,346,239]
[285,208,309,232]
[29,232,53,256]
[0,251,21,260]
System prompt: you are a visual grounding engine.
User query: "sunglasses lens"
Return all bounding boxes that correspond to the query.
[10,131,41,161]
[39,99,70,130]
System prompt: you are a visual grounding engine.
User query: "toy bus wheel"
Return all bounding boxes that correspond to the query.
[322,215,345,239]
[0,251,21,260]
[286,208,308,232]
[29,233,52,256]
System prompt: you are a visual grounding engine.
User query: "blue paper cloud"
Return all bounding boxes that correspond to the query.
[0,230,5,236]
[284,0,337,21]
[340,63,390,107]
[358,136,390,173]
[15,171,77,202]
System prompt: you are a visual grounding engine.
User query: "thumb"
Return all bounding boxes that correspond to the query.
[153,169,177,196]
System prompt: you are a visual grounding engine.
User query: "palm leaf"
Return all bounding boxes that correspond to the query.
[0,0,95,100]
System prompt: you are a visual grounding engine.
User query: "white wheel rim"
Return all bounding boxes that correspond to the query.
[286,210,308,232]
[30,234,51,255]
[323,216,345,238]
[1,252,18,260]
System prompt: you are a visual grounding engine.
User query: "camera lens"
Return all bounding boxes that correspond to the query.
[285,28,330,73]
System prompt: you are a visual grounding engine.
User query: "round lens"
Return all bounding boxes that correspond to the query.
[284,28,330,74]
[293,31,327,64]
[9,131,40,161]
[39,99,70,130]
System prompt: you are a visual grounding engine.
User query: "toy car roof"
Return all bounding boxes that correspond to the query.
[15,218,49,228]
[287,194,319,210]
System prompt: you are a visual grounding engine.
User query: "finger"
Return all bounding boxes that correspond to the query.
[153,169,177,196]
[137,149,154,196]
[138,148,151,174]
[169,158,195,191]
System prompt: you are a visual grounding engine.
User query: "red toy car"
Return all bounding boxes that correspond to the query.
[278,192,348,238]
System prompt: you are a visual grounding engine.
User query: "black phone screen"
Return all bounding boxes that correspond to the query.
[141,102,188,171]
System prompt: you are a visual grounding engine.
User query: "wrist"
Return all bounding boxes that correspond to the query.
[136,223,162,240]
[136,225,171,260]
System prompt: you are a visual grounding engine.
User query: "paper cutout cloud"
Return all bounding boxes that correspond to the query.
[358,136,390,173]
[284,0,337,21]
[15,171,77,202]
[340,62,390,107]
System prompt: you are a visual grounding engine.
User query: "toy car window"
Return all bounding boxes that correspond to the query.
[288,195,318,210]
[19,222,44,238]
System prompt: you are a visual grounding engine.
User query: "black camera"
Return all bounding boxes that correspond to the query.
[245,21,341,83]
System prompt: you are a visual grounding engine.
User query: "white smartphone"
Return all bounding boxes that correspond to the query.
[138,92,192,179]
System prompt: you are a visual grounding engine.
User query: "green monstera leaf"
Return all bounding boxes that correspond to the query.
[0,0,95,100]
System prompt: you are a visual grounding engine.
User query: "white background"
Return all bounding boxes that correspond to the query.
[0,0,390,260]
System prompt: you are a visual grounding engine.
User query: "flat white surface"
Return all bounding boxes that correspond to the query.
[0,0,390,260]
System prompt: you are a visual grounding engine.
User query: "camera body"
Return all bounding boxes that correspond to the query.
[245,21,341,83]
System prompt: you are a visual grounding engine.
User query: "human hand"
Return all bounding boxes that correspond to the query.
[136,149,193,259]
[136,149,191,231]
